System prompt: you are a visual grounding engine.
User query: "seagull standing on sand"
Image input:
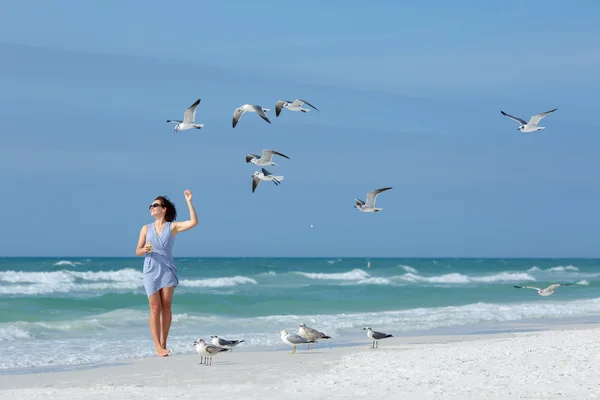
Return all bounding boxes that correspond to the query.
[279,329,315,354]
[298,323,331,350]
[232,104,271,128]
[500,108,557,132]
[354,187,392,213]
[275,99,319,117]
[513,283,573,296]
[210,335,245,351]
[246,149,290,166]
[167,98,204,132]
[252,168,284,193]
[363,327,393,348]
[193,338,229,366]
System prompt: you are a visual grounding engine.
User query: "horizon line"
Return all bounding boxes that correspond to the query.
[0,256,598,260]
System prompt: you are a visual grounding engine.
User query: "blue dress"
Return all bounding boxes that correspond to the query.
[143,222,178,297]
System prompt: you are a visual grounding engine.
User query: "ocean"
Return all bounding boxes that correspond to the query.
[0,257,598,372]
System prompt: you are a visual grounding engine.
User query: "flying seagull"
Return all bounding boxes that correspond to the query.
[363,327,393,349]
[246,149,290,166]
[252,168,284,193]
[193,338,228,366]
[279,329,315,354]
[354,187,392,213]
[275,99,319,117]
[500,108,557,132]
[232,104,271,128]
[167,98,204,132]
[210,335,245,351]
[298,323,331,350]
[513,283,572,296]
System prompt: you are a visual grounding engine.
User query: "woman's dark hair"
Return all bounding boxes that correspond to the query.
[155,196,177,222]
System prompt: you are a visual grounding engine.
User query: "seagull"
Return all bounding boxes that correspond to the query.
[275,99,319,117]
[500,108,557,133]
[210,335,245,351]
[193,338,228,366]
[252,168,284,193]
[167,98,204,132]
[354,187,392,213]
[232,104,271,128]
[246,149,290,166]
[363,327,393,349]
[279,329,315,354]
[513,283,573,296]
[298,323,331,350]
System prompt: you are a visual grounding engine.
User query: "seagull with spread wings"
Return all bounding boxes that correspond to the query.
[354,187,392,213]
[246,149,290,166]
[232,104,271,128]
[513,283,572,296]
[252,168,284,193]
[167,98,204,132]
[275,98,319,117]
[500,108,557,132]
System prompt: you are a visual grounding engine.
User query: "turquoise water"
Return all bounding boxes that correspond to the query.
[0,257,599,371]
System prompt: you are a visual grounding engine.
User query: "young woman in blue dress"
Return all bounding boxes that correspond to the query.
[136,189,198,357]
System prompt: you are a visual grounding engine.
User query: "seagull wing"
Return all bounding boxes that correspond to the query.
[528,108,557,126]
[233,107,244,128]
[297,98,319,111]
[205,345,228,355]
[371,330,392,340]
[275,100,286,117]
[305,326,330,339]
[183,99,201,123]
[366,187,392,208]
[286,333,312,344]
[547,283,572,290]
[500,111,527,125]
[251,105,271,124]
[514,285,541,291]
[246,154,260,163]
[265,149,290,160]
[261,167,273,176]
[167,119,183,124]
[252,174,261,193]
[261,150,274,162]
[355,198,365,207]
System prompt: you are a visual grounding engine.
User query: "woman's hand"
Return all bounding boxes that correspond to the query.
[184,189,192,202]
[144,242,153,253]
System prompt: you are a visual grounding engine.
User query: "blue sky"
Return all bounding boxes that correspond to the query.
[0,0,599,257]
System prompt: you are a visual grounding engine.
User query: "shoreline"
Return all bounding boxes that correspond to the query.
[2,315,599,377]
[2,320,600,399]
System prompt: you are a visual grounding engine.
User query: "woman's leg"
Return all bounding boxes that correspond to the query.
[148,291,169,357]
[159,286,175,350]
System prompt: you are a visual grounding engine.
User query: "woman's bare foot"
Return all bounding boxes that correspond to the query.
[155,345,170,357]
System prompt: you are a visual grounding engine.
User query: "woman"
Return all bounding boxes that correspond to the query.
[136,189,198,357]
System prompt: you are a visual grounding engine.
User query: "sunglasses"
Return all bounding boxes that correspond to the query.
[149,203,164,209]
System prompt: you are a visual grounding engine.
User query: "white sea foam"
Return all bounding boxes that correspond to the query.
[179,276,257,288]
[399,265,418,273]
[528,265,580,273]
[295,268,370,281]
[577,280,590,285]
[52,260,82,267]
[396,272,535,284]
[0,268,258,295]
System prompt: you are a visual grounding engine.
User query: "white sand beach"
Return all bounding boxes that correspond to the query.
[2,324,600,400]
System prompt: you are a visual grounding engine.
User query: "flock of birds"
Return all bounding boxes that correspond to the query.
[192,324,393,366]
[191,281,574,366]
[169,99,570,365]
[166,97,560,210]
[166,97,394,208]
